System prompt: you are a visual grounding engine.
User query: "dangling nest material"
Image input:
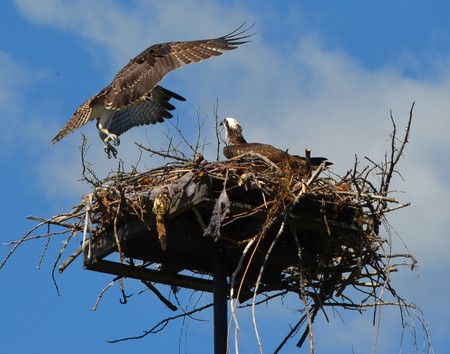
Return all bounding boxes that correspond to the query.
[1,104,430,352]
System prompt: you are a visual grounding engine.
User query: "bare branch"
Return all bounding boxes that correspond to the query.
[107,303,214,343]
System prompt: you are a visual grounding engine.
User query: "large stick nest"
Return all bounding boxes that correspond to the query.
[1,103,432,352]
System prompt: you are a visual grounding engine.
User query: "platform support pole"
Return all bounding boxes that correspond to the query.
[213,244,228,354]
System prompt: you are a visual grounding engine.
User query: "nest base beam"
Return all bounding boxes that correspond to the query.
[84,259,214,293]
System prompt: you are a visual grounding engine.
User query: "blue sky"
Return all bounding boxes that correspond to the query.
[1,0,449,353]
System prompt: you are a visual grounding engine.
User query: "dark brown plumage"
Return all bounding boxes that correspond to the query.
[221,117,331,170]
[52,25,253,157]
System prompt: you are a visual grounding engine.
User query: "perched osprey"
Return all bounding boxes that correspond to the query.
[52,25,252,158]
[221,117,331,170]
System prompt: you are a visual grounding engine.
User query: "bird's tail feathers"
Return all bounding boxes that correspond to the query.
[310,157,333,166]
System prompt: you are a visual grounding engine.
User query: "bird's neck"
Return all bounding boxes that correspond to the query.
[226,130,248,145]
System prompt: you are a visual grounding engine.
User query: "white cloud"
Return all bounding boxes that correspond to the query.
[0,51,29,147]
[13,0,251,72]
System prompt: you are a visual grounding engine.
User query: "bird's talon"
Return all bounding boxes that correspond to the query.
[104,143,118,159]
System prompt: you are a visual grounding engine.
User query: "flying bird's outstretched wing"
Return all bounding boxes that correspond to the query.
[51,88,108,144]
[106,25,252,110]
[52,24,253,157]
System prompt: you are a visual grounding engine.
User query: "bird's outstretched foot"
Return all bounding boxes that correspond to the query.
[104,142,118,159]
[101,131,119,158]
[104,133,120,146]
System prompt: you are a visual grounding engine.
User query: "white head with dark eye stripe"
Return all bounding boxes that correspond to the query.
[223,117,240,130]
[222,117,247,145]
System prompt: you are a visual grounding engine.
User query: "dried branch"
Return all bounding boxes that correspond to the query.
[213,99,222,162]
[80,135,101,186]
[136,142,190,162]
[141,281,178,311]
[108,302,214,343]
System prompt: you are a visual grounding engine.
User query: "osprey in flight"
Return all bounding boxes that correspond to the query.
[52,25,252,158]
[221,117,331,170]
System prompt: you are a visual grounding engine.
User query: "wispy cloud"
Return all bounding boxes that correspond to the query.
[13,0,252,70]
[0,51,53,159]
[0,51,29,146]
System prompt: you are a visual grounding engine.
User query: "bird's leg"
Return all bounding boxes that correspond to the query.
[98,126,119,158]
[96,112,119,158]
[98,125,120,146]
[97,111,120,147]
